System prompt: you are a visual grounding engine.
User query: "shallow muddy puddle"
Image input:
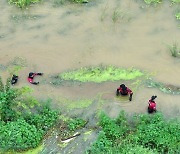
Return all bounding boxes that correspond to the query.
[0,0,180,153]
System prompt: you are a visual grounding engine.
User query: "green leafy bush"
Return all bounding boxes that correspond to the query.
[131,113,180,153]
[0,77,19,122]
[67,118,86,131]
[24,105,58,131]
[0,77,58,151]
[0,119,43,151]
[88,112,180,153]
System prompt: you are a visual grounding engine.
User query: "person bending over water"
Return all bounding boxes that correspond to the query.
[116,84,133,101]
[28,72,43,85]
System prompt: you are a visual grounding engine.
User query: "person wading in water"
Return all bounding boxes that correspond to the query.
[116,84,133,101]
[28,72,43,85]
[148,95,157,113]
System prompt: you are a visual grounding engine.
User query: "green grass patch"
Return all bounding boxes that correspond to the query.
[8,0,41,8]
[58,66,144,83]
[87,111,180,153]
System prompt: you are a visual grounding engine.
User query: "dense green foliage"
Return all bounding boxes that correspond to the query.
[0,77,58,151]
[8,0,41,8]
[24,105,58,131]
[88,112,180,154]
[67,118,86,131]
[0,119,43,151]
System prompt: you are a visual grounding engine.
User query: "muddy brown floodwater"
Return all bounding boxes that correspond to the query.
[0,0,180,153]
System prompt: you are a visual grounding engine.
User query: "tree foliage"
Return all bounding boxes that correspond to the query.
[0,77,58,151]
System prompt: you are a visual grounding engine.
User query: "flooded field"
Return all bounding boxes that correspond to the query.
[0,0,180,153]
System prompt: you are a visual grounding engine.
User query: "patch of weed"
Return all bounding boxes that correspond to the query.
[146,78,180,94]
[67,118,87,131]
[112,9,131,23]
[144,0,162,5]
[168,43,180,58]
[11,14,44,23]
[58,66,144,83]
[8,0,41,8]
[175,12,180,20]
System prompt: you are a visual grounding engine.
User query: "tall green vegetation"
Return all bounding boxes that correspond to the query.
[8,0,41,8]
[87,111,180,153]
[0,77,58,151]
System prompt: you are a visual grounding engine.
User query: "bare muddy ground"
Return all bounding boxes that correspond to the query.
[0,0,180,153]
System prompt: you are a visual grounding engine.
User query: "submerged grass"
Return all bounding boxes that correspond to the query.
[169,43,180,57]
[146,78,180,94]
[53,0,88,6]
[58,66,144,83]
[58,97,94,110]
[144,0,162,5]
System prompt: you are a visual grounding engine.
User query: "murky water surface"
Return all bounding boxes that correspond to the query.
[1,0,180,113]
[1,0,180,153]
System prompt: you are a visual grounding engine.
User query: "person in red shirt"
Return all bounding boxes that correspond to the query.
[116,84,133,101]
[148,95,157,113]
[28,72,43,85]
